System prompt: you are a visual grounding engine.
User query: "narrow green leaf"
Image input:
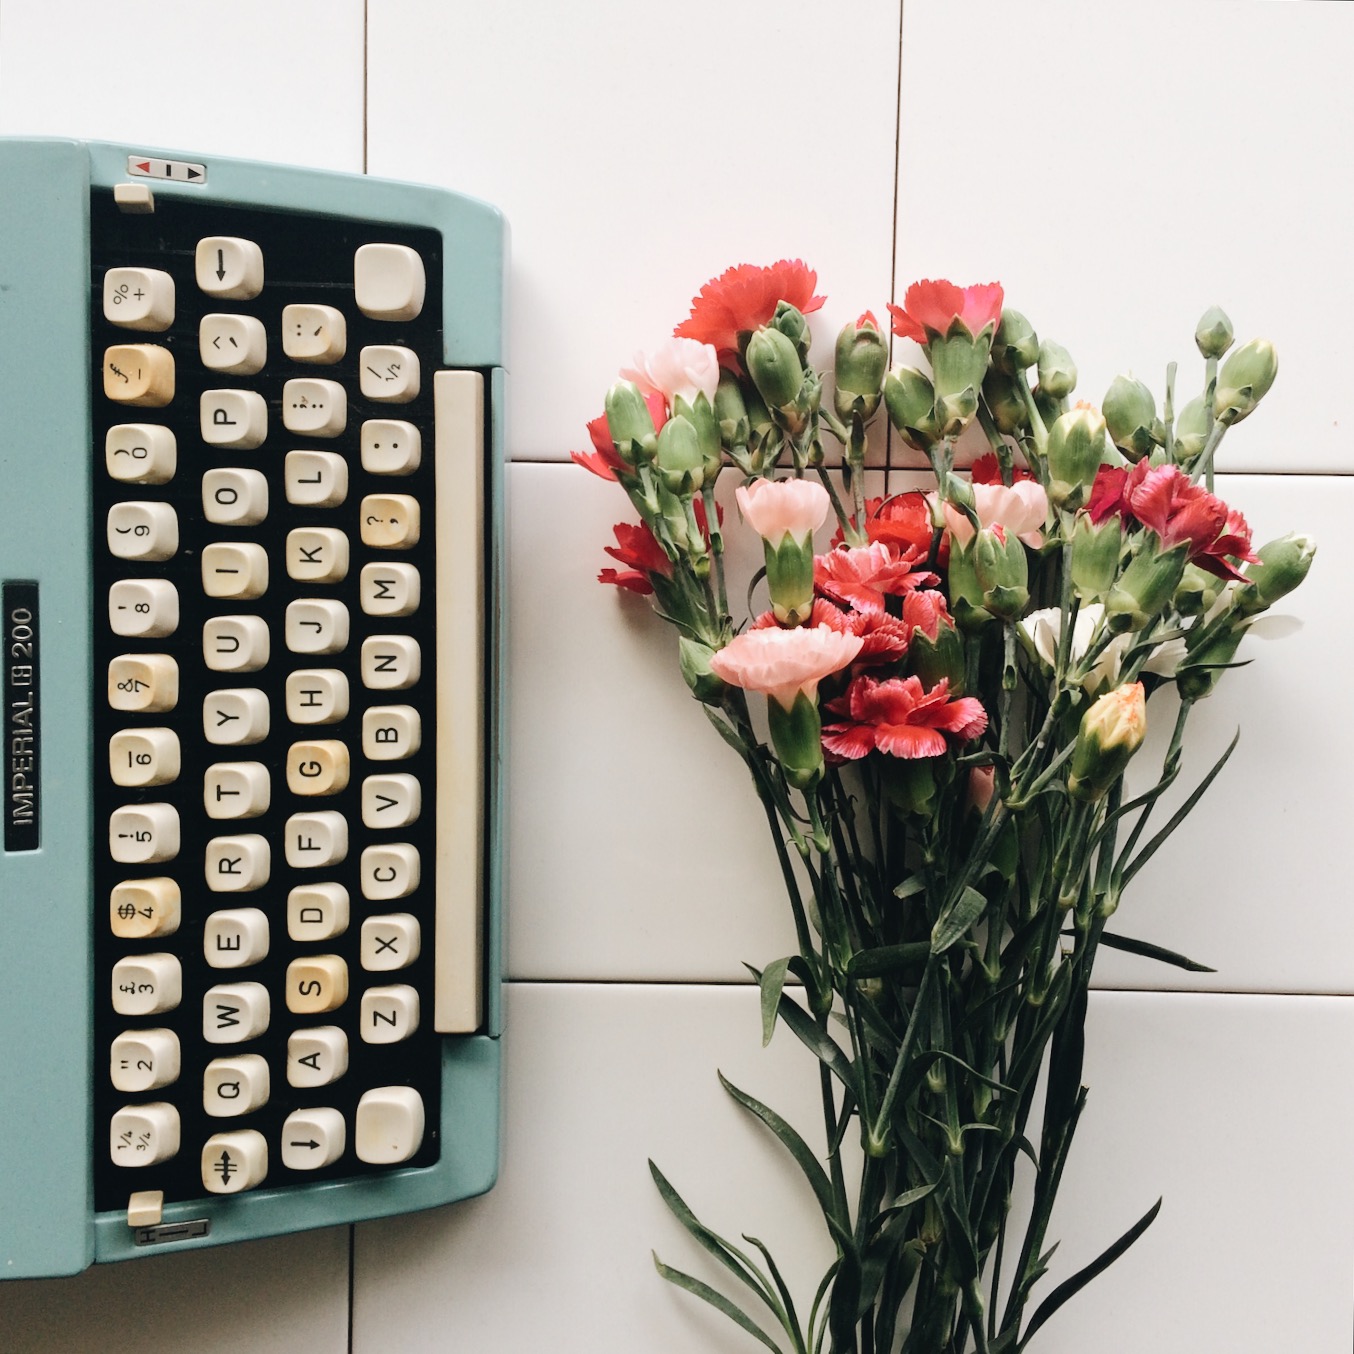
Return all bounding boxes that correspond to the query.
[758,958,792,1047]
[828,1246,862,1351]
[749,986,860,1099]
[742,1236,806,1354]
[704,704,751,757]
[847,942,932,978]
[893,876,927,901]
[719,1073,840,1226]
[1097,930,1215,973]
[1019,1199,1163,1348]
[931,885,988,954]
[653,1254,786,1354]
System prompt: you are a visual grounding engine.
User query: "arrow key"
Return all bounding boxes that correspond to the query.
[281,1106,346,1170]
[196,236,264,300]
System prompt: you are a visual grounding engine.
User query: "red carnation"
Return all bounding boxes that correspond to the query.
[675,260,825,366]
[598,521,670,594]
[887,279,1004,345]
[822,675,988,760]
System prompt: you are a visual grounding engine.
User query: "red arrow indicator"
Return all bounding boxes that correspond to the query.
[135,161,151,173]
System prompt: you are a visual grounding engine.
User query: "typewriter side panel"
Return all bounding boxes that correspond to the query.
[0,138,97,1278]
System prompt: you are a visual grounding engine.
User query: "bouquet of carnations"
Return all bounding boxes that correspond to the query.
[574,262,1314,1354]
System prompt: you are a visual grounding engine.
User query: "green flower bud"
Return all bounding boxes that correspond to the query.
[883,366,938,449]
[973,527,1029,621]
[1036,340,1077,400]
[992,309,1039,374]
[1237,532,1317,615]
[1046,407,1107,511]
[833,314,888,422]
[767,689,824,790]
[1213,338,1278,426]
[1173,562,1222,618]
[714,370,749,449]
[1194,305,1234,360]
[1173,394,1210,461]
[908,621,967,694]
[604,379,657,462]
[1176,625,1245,701]
[1068,683,1146,802]
[1104,543,1190,632]
[947,538,994,630]
[746,326,805,412]
[678,637,727,704]
[1070,514,1122,601]
[674,392,722,481]
[1102,375,1159,462]
[654,413,705,494]
[982,368,1028,436]
[771,301,812,360]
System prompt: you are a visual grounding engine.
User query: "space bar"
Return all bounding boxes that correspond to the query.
[433,370,485,1034]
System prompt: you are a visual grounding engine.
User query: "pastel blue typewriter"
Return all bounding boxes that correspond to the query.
[0,139,506,1277]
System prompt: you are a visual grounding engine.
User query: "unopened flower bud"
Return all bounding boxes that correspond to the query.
[982,368,1028,436]
[767,690,824,790]
[1104,543,1189,632]
[1036,341,1077,400]
[908,615,967,693]
[1173,563,1222,618]
[1176,626,1245,701]
[1173,394,1210,461]
[992,309,1039,374]
[947,538,994,630]
[1102,376,1159,462]
[674,392,722,481]
[1194,305,1234,360]
[1070,514,1122,601]
[714,370,749,440]
[1068,682,1146,802]
[746,326,805,412]
[604,379,658,462]
[678,637,727,704]
[883,366,938,448]
[654,414,705,494]
[1238,532,1317,615]
[1213,338,1278,426]
[833,312,888,422]
[1046,407,1107,511]
[771,301,812,360]
[973,526,1029,620]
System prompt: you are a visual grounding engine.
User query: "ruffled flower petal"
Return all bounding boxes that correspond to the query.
[675,260,826,362]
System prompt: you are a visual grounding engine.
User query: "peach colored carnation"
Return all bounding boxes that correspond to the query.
[709,625,863,710]
[736,478,831,544]
[943,480,1048,549]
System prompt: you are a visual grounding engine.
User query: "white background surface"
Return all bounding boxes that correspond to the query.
[1,1,1351,1350]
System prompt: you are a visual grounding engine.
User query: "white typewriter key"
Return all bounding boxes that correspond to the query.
[281,1107,346,1170]
[203,688,270,746]
[286,527,350,583]
[109,578,178,639]
[110,726,180,788]
[202,542,269,600]
[202,467,269,526]
[110,877,181,939]
[284,450,348,507]
[282,378,347,437]
[108,653,178,714]
[287,1026,349,1088]
[203,982,270,1044]
[360,419,421,476]
[203,615,270,673]
[361,774,422,829]
[363,705,421,761]
[104,266,175,332]
[359,986,420,1045]
[111,953,182,1016]
[360,843,420,902]
[282,303,346,364]
[109,803,180,864]
[111,1028,180,1093]
[103,343,174,407]
[287,882,350,942]
[359,493,420,550]
[204,906,270,967]
[111,1103,180,1167]
[107,501,178,562]
[285,669,349,725]
[200,312,267,375]
[106,423,176,484]
[286,740,350,797]
[359,345,420,403]
[205,833,271,892]
[361,913,421,972]
[359,562,420,617]
[354,243,425,322]
[355,1086,425,1163]
[285,599,349,655]
[201,388,268,449]
[196,236,264,300]
[203,1054,270,1117]
[285,811,348,868]
[201,1130,268,1195]
[204,760,271,820]
[361,635,421,691]
[285,954,349,1014]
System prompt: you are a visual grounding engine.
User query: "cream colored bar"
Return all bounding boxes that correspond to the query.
[433,370,485,1033]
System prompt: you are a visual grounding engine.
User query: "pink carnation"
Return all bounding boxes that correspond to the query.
[736,477,831,544]
[620,337,720,409]
[822,675,988,760]
[887,279,1005,344]
[709,624,863,710]
[944,480,1048,549]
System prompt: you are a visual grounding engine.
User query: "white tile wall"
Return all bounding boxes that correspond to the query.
[2,1,1349,1350]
